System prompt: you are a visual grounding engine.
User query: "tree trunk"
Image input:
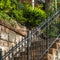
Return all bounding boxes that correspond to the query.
[45,0,55,16]
[45,0,51,15]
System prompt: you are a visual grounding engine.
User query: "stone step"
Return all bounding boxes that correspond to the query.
[43,54,53,60]
[56,42,60,49]
[14,39,60,60]
[48,48,57,54]
[49,39,60,49]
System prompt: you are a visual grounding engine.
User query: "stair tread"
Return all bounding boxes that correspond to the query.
[43,53,53,60]
[49,48,57,54]
[14,38,60,60]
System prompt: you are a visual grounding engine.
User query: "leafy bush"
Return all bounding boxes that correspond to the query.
[0,0,46,29]
[8,3,46,28]
[22,6,46,28]
[0,12,11,21]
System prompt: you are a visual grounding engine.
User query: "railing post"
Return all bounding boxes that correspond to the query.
[27,31,31,60]
[12,46,14,60]
[0,49,2,60]
[46,18,49,49]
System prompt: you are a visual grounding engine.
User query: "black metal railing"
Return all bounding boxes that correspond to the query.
[2,8,60,60]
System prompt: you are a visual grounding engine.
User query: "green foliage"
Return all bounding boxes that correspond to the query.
[22,6,46,28]
[0,0,59,38]
[49,26,59,37]
[0,12,11,21]
[47,20,60,37]
[11,10,27,25]
[38,4,45,9]
[0,0,46,29]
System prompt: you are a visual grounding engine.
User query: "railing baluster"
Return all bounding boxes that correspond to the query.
[16,42,17,57]
[27,31,31,60]
[4,51,6,60]
[46,17,49,50]
[19,40,20,57]
[12,46,14,60]
[0,49,2,60]
[8,53,10,60]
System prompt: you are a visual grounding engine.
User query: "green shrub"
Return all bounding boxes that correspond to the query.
[0,0,46,29]
[8,4,46,28]
[22,6,46,28]
[0,12,11,21]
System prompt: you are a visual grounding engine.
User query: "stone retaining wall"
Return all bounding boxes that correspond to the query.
[0,25,24,55]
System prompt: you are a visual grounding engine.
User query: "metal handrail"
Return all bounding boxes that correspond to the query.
[40,35,60,60]
[2,8,60,60]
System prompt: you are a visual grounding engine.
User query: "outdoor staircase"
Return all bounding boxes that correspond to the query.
[14,38,47,60]
[43,38,60,60]
[14,38,60,60]
[1,8,60,60]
